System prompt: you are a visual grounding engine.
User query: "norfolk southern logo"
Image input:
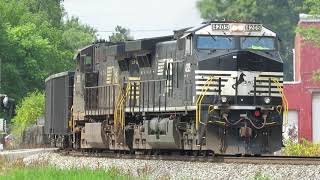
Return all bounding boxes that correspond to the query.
[232,73,246,89]
[232,72,255,89]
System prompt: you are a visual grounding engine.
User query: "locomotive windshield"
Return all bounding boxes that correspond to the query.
[197,36,235,49]
[241,37,275,50]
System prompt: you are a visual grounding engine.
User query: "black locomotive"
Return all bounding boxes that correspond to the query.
[45,21,286,154]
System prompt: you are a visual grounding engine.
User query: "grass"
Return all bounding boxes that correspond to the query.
[252,172,271,180]
[0,166,135,180]
[0,155,142,180]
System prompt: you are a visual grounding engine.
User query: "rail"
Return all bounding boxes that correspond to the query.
[59,149,320,165]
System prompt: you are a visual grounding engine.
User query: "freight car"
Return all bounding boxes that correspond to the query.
[45,21,287,154]
[45,72,74,147]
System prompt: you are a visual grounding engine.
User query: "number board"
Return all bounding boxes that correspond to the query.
[211,23,262,32]
[245,24,262,31]
[211,23,230,31]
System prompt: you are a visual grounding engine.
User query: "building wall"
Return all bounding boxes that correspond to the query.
[284,15,320,141]
[284,83,312,140]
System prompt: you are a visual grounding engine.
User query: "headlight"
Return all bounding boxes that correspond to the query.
[231,24,245,32]
[221,96,228,103]
[264,97,271,104]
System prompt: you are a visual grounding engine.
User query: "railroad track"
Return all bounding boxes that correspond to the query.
[57,149,320,165]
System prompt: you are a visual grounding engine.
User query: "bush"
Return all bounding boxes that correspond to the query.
[11,91,44,139]
[282,139,320,156]
[253,172,271,180]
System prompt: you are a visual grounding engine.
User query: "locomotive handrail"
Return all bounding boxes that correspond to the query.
[272,78,288,126]
[114,86,122,130]
[85,84,120,89]
[124,79,167,83]
[85,84,120,115]
[122,83,131,128]
[114,83,131,130]
[195,76,215,130]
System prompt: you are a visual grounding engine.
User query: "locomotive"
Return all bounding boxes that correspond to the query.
[45,21,287,154]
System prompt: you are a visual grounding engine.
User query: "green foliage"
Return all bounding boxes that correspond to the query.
[196,0,257,20]
[303,0,320,15]
[283,139,320,156]
[0,166,136,180]
[62,17,97,50]
[196,0,305,44]
[109,25,133,42]
[0,0,96,100]
[196,0,306,81]
[297,26,320,47]
[11,91,44,138]
[253,171,271,180]
[296,0,320,81]
[313,70,320,81]
[297,0,320,48]
[21,0,64,27]
[0,157,138,180]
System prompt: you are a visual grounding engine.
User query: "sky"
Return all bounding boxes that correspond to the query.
[63,0,203,39]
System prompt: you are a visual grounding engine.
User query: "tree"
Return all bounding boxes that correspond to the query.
[0,0,96,139]
[62,17,96,50]
[0,0,96,100]
[109,25,133,42]
[196,0,257,20]
[196,0,307,80]
[21,0,64,27]
[11,91,44,139]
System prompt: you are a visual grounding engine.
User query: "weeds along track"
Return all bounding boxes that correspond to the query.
[57,149,320,165]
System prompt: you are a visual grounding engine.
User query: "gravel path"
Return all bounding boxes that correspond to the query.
[23,152,320,180]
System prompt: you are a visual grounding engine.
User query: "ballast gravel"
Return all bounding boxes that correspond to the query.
[23,152,320,180]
